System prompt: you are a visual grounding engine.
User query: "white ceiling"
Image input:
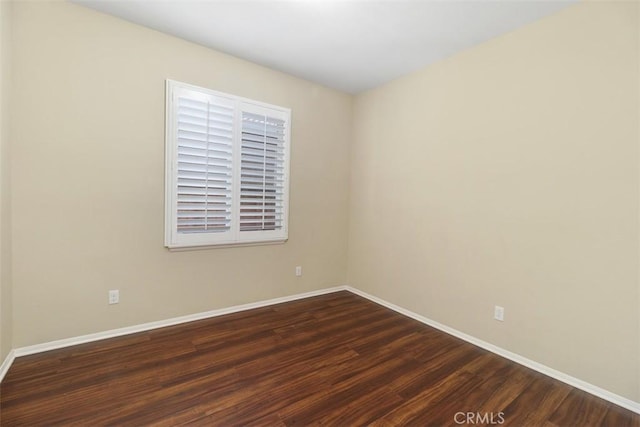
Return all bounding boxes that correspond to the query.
[73,0,577,94]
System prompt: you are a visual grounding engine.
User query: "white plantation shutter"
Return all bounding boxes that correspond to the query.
[165,80,290,249]
[239,111,286,233]
[176,96,234,234]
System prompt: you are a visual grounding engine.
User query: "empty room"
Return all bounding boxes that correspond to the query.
[0,0,639,425]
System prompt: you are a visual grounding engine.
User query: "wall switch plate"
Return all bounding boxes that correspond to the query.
[295,266,302,277]
[109,290,119,305]
[494,305,504,321]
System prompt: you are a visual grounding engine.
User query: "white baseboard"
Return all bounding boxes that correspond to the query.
[345,285,640,415]
[0,349,15,383]
[12,286,347,358]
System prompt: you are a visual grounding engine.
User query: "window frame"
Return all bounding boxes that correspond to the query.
[164,80,291,250]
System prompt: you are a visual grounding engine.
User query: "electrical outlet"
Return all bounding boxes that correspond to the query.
[494,305,504,321]
[109,290,119,305]
[295,266,302,277]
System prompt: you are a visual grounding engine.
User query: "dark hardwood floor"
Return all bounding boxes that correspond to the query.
[1,291,638,426]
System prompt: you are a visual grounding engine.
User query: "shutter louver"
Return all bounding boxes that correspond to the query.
[176,96,233,234]
[240,111,286,232]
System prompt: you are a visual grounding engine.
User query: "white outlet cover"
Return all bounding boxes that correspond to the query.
[494,305,504,321]
[109,290,119,304]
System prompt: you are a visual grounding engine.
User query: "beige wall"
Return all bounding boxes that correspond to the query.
[0,0,13,363]
[10,1,351,347]
[348,1,639,401]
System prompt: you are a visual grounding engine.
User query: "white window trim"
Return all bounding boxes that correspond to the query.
[165,80,291,250]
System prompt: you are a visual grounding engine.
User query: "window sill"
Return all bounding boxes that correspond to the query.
[166,239,287,251]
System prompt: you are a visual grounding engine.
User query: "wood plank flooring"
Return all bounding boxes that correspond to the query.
[1,291,638,426]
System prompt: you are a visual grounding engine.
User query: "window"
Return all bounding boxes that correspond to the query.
[165,80,291,249]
